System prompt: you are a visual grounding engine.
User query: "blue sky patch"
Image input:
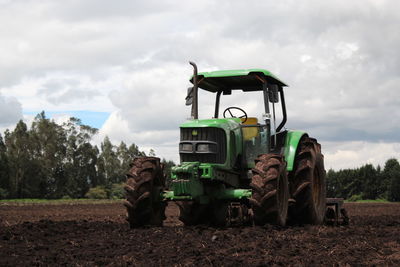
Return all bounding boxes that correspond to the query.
[24,110,111,129]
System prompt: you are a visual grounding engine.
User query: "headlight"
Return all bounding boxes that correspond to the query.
[179,143,193,152]
[196,143,217,153]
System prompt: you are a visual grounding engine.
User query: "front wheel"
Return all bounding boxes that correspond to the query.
[177,201,210,226]
[250,154,289,226]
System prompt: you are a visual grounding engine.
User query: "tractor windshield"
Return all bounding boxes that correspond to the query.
[242,123,269,167]
[212,90,273,167]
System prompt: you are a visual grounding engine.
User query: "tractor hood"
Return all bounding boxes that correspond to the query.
[180,118,241,131]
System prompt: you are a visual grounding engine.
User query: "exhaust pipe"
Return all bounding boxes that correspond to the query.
[189,61,199,119]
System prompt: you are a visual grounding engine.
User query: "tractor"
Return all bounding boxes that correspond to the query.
[123,62,348,227]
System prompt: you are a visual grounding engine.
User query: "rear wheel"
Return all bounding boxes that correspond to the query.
[250,154,289,226]
[289,137,326,224]
[123,157,166,228]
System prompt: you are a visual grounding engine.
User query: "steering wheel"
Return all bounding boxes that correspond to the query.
[223,107,248,123]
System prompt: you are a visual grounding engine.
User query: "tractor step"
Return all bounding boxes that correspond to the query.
[325,198,349,226]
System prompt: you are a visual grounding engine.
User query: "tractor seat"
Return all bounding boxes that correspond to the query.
[241,117,259,140]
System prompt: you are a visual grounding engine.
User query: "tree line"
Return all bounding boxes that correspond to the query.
[0,112,174,199]
[1,112,399,201]
[326,158,400,202]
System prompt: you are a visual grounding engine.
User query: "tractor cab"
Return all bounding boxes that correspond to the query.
[185,66,288,168]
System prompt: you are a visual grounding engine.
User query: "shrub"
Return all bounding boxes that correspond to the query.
[85,186,108,199]
[348,194,362,202]
[109,183,125,199]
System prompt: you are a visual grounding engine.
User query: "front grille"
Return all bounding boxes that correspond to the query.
[180,127,226,164]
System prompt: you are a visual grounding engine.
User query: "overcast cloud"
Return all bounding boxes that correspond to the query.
[0,0,399,169]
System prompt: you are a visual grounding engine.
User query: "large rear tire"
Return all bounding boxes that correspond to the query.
[123,157,166,228]
[250,154,289,226]
[289,137,326,224]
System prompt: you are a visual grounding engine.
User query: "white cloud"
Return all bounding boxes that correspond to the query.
[0,94,22,126]
[0,0,399,169]
[95,111,180,161]
[108,63,190,131]
[324,141,400,170]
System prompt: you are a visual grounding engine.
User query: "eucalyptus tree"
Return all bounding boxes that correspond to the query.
[62,117,98,198]
[4,120,36,198]
[384,158,400,202]
[0,134,9,198]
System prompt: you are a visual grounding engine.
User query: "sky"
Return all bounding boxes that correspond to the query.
[0,0,399,170]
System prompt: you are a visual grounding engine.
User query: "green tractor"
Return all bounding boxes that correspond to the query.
[124,62,345,227]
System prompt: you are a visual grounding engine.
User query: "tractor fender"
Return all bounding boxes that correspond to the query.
[283,130,307,171]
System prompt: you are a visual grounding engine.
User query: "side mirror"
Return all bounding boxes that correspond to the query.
[185,87,193,106]
[268,84,279,103]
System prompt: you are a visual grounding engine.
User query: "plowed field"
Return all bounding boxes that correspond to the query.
[1,202,400,266]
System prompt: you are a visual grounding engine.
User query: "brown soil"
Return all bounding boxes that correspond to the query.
[1,202,400,266]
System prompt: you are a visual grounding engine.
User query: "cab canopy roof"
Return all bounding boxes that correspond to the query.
[190,69,287,93]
